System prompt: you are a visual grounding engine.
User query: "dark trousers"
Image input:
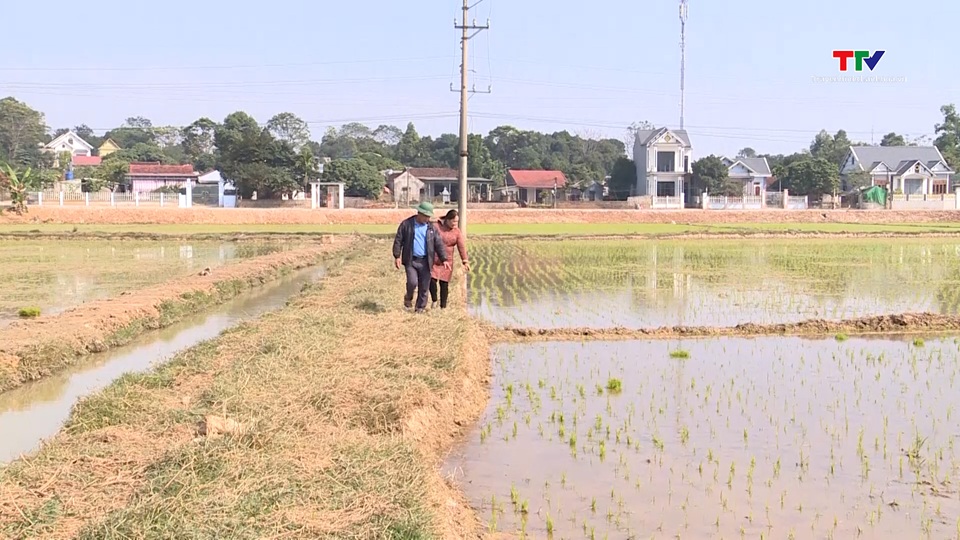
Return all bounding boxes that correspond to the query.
[429,278,449,308]
[404,257,431,311]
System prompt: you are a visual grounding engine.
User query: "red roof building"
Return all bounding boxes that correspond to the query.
[72,155,102,167]
[502,169,568,205]
[506,169,567,189]
[126,162,198,193]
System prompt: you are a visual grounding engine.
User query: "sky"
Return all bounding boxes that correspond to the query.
[2,0,956,158]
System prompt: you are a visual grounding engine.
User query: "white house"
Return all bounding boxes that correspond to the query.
[44,130,95,157]
[632,127,692,205]
[722,156,774,196]
[841,146,954,195]
[198,170,222,184]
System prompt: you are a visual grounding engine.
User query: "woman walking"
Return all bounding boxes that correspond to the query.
[430,209,469,309]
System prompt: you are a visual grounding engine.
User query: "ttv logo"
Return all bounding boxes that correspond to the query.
[833,50,885,71]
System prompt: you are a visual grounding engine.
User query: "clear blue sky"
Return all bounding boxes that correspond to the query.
[2,0,955,157]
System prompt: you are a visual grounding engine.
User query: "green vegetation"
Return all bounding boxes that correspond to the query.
[17,307,40,318]
[669,349,690,359]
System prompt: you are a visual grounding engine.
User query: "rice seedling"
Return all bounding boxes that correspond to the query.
[670,349,690,359]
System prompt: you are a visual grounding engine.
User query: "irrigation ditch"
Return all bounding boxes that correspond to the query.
[0,236,356,393]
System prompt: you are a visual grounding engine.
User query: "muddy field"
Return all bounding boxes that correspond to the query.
[5,206,960,225]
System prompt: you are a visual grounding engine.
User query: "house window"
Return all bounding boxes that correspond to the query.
[933,182,947,195]
[914,164,921,173]
[657,151,675,172]
[684,156,690,173]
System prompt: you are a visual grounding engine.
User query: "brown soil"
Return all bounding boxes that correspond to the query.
[498,312,960,342]
[0,236,355,393]
[5,206,960,225]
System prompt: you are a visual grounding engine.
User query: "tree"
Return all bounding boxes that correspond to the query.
[692,155,735,195]
[357,152,403,172]
[266,112,311,150]
[372,124,403,146]
[737,147,757,158]
[810,129,855,166]
[934,104,960,169]
[880,132,906,147]
[181,118,218,170]
[105,117,157,148]
[624,120,654,151]
[396,122,424,164]
[322,158,383,198]
[781,157,839,200]
[0,97,47,165]
[294,146,319,186]
[845,170,872,190]
[0,164,39,214]
[608,157,636,199]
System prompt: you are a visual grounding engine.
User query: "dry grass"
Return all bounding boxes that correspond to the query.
[0,240,351,393]
[0,246,490,539]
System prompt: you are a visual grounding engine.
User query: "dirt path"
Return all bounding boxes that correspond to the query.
[0,248,489,539]
[5,206,960,225]
[497,312,960,342]
[0,236,353,393]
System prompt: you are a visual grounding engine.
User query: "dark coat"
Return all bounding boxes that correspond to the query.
[393,215,447,266]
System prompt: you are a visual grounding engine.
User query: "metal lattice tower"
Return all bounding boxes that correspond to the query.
[679,0,688,129]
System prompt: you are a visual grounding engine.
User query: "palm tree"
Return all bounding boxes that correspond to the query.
[1,163,38,215]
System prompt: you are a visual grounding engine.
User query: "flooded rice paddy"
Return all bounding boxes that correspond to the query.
[468,239,960,328]
[0,264,325,463]
[0,240,291,324]
[447,337,960,539]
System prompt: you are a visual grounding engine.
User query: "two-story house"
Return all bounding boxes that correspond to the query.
[43,130,95,158]
[632,127,693,206]
[840,146,954,195]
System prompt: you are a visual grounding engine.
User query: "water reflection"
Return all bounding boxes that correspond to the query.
[468,239,960,328]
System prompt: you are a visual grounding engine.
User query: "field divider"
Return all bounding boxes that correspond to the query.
[496,312,960,342]
[0,247,492,538]
[0,236,357,393]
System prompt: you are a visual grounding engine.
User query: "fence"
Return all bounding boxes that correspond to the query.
[652,195,684,209]
[890,192,959,210]
[786,196,809,209]
[30,190,187,207]
[705,195,763,210]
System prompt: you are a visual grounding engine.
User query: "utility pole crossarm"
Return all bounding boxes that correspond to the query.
[454,0,489,235]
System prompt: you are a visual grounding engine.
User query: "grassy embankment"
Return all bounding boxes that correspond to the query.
[0,246,490,539]
[5,221,960,237]
[0,241,349,393]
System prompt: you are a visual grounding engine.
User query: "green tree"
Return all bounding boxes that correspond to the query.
[181,117,218,170]
[782,157,839,200]
[845,170,872,190]
[0,97,47,165]
[934,104,960,169]
[105,117,156,148]
[323,158,383,198]
[692,155,735,195]
[737,147,757,158]
[880,132,906,146]
[608,157,636,199]
[356,152,403,172]
[266,112,311,150]
[396,122,424,164]
[810,129,855,167]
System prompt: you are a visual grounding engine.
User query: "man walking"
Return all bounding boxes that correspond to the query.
[393,201,450,312]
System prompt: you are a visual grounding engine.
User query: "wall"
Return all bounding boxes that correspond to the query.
[556,200,635,209]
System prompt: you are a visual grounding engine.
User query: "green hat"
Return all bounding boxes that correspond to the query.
[415,201,434,217]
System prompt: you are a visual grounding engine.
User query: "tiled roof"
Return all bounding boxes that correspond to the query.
[850,146,952,173]
[507,169,567,189]
[72,155,102,167]
[405,167,458,179]
[127,162,197,176]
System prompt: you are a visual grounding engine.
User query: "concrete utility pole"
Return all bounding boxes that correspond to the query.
[453,0,489,234]
[679,0,688,129]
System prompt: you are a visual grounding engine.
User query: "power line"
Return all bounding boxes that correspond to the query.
[0,56,456,72]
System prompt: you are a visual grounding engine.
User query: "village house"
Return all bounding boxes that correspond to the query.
[386,167,493,205]
[98,138,122,157]
[71,155,102,167]
[632,127,693,207]
[500,169,567,205]
[721,156,774,197]
[43,130,95,162]
[125,162,198,193]
[841,146,955,195]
